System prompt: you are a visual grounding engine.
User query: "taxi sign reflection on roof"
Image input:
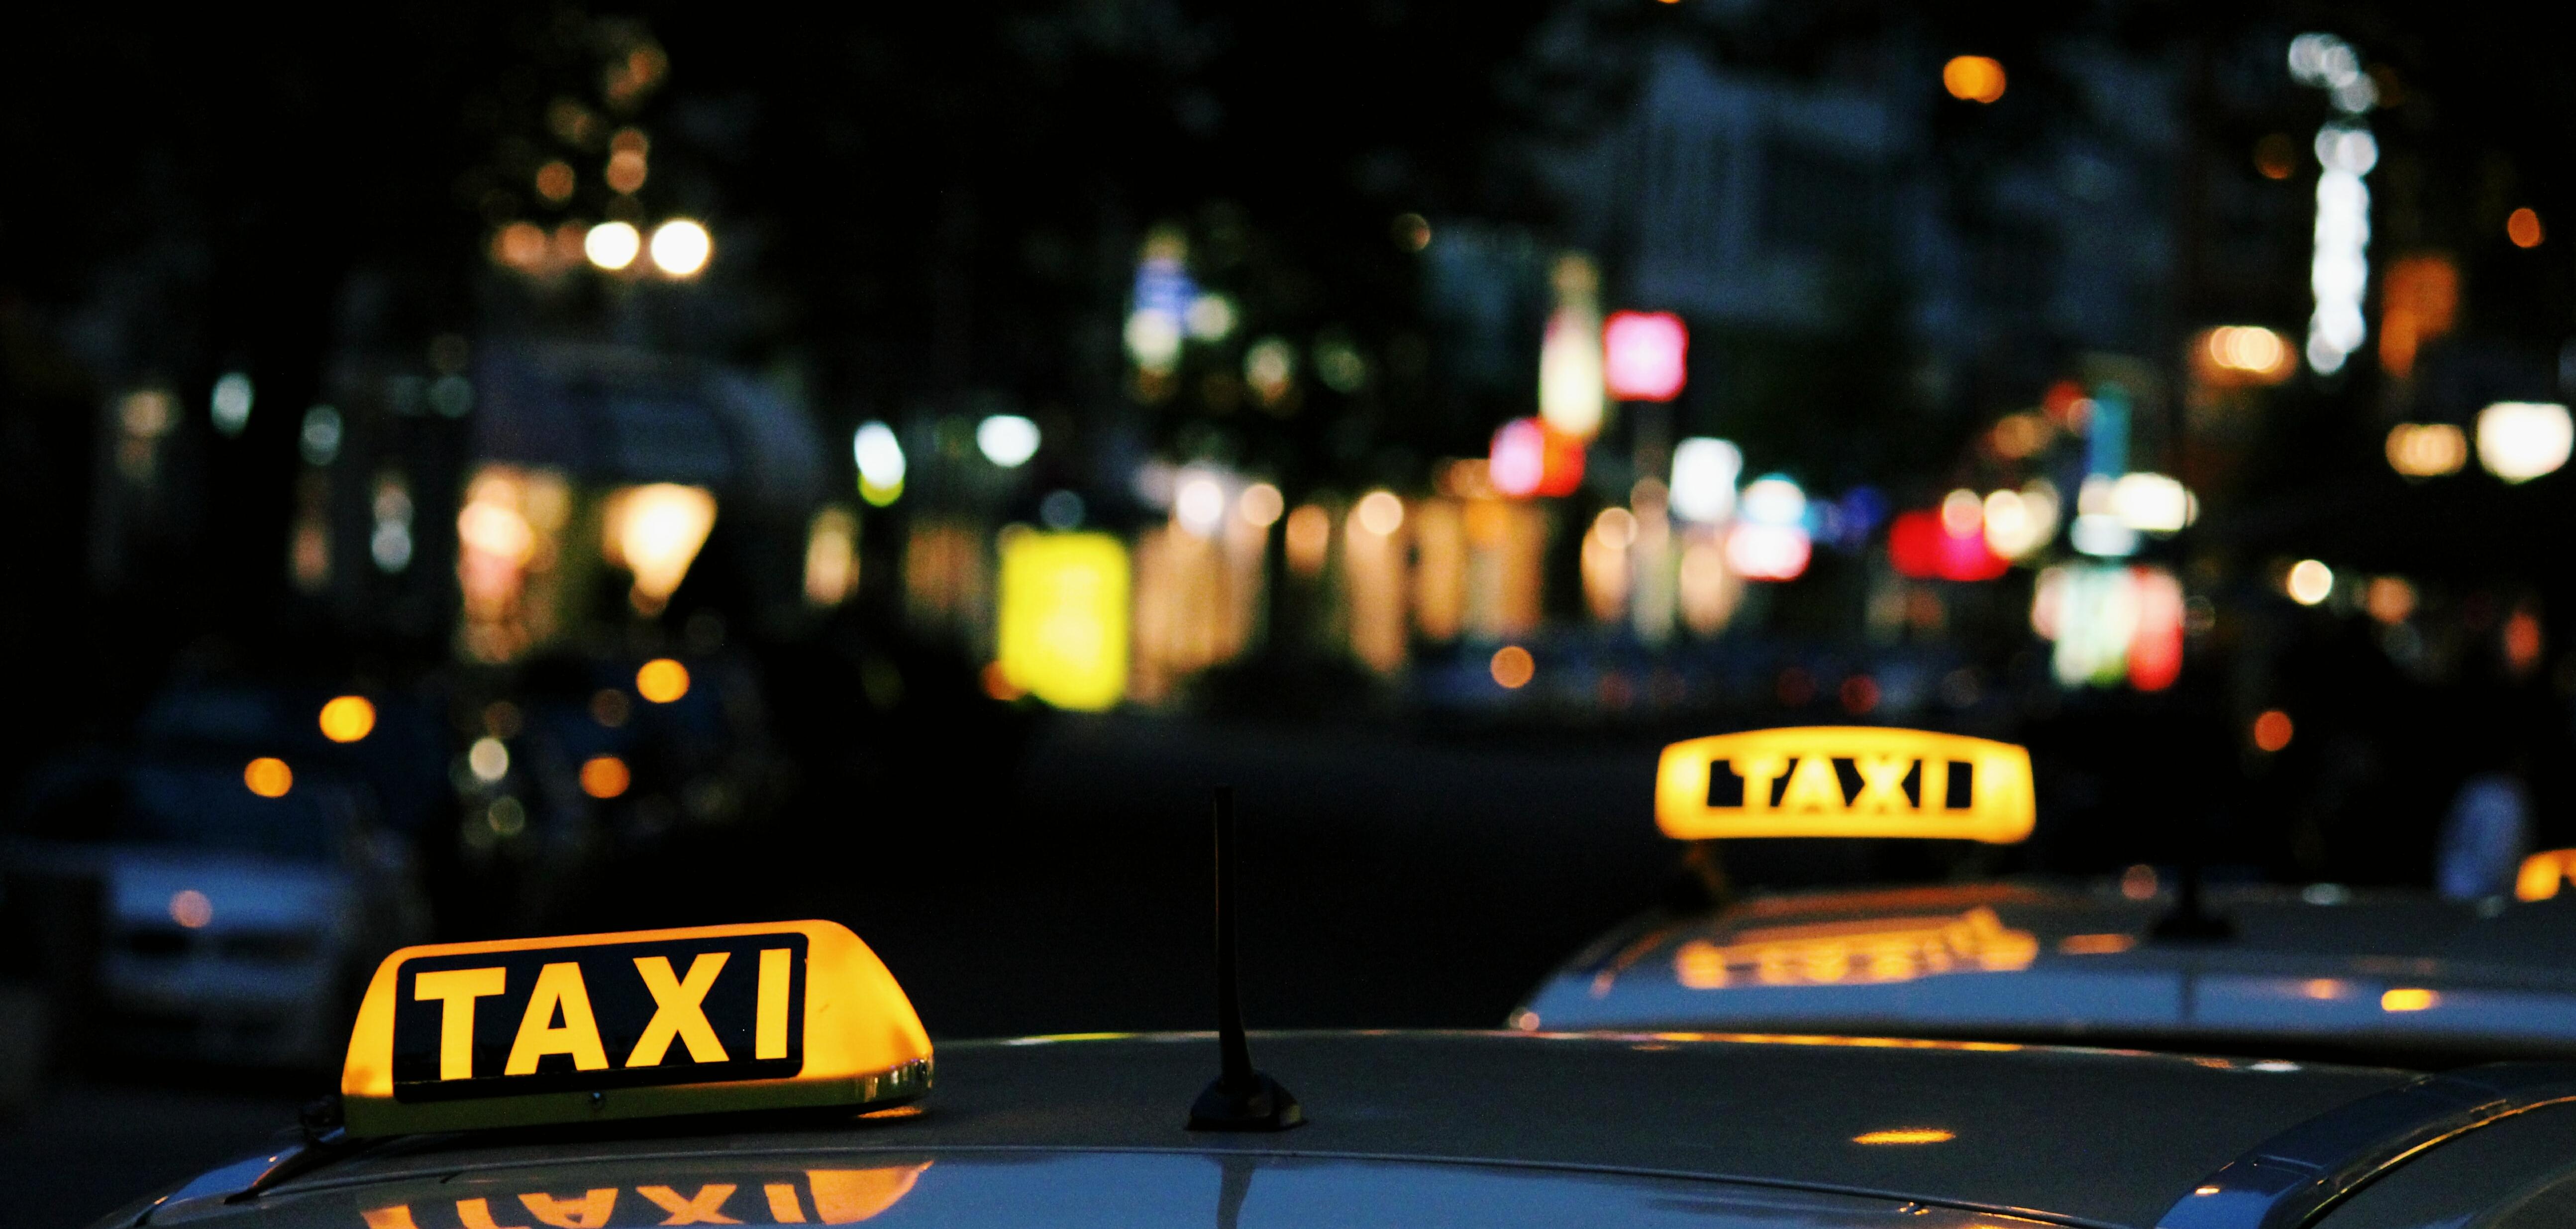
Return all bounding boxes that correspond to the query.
[341,920,929,1136]
[1656,726,2034,844]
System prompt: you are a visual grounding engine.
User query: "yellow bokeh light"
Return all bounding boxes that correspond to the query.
[1942,56,2006,104]
[2380,988,2438,1012]
[1490,645,1536,689]
[2518,849,2576,901]
[636,658,691,703]
[2285,559,2334,605]
[244,757,293,798]
[578,755,631,799]
[996,532,1131,712]
[318,695,377,743]
[1854,1128,1955,1145]
[2385,423,2468,478]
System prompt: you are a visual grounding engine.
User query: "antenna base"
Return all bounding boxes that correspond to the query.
[1188,1072,1305,1132]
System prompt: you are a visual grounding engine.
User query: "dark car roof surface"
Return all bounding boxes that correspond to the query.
[147,1031,2413,1229]
[1522,882,2576,1059]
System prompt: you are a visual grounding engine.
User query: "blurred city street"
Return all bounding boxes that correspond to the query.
[11,1,2576,1223]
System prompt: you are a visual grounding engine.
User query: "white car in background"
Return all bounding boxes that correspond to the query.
[5,755,429,1070]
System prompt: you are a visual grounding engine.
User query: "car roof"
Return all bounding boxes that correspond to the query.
[189,1030,2411,1229]
[1521,882,2576,1061]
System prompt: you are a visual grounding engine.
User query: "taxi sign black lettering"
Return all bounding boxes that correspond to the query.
[342,921,930,1136]
[391,933,806,1100]
[1656,726,2035,844]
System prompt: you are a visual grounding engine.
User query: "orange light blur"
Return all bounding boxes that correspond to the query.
[2506,608,2544,675]
[579,756,631,799]
[2252,709,2293,753]
[1490,645,1536,689]
[2381,988,2439,1012]
[1675,906,2037,990]
[635,659,690,703]
[1854,1128,1955,1145]
[169,889,212,929]
[2508,208,2545,249]
[2518,849,2576,901]
[2253,133,2296,181]
[2120,864,2159,900]
[244,757,293,798]
[494,223,550,271]
[318,695,377,743]
[2303,978,2346,1000]
[2385,423,2468,477]
[1942,56,2006,104]
[981,661,1028,701]
[2378,256,2459,379]
[2058,933,2135,955]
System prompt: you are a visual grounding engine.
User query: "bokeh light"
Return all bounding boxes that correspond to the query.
[2253,709,2295,752]
[637,658,691,703]
[1942,56,2006,103]
[1490,645,1536,689]
[585,221,641,270]
[318,695,376,743]
[2286,559,2334,605]
[580,755,631,799]
[649,219,712,276]
[243,757,292,798]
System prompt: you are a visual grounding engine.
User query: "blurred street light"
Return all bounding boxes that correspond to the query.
[1603,312,1687,402]
[2386,423,2468,477]
[1539,254,1605,439]
[854,422,906,506]
[2287,559,2335,606]
[648,219,712,277]
[210,372,253,436]
[1668,438,1742,523]
[585,221,642,270]
[975,414,1041,467]
[604,483,717,616]
[2476,402,2574,483]
[318,696,376,743]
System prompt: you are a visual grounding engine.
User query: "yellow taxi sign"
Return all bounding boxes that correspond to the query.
[341,920,929,1137]
[1656,726,2034,844]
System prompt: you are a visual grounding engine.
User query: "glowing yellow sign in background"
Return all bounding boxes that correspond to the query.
[1656,727,2034,843]
[340,920,930,1137]
[997,531,1131,712]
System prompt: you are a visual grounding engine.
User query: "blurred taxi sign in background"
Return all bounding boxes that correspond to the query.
[341,920,930,1136]
[1655,727,2035,844]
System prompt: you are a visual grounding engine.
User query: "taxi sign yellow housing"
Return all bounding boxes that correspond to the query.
[341,920,929,1137]
[1656,726,2034,844]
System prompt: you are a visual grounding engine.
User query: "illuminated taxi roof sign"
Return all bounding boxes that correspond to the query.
[341,920,929,1137]
[1656,726,2034,844]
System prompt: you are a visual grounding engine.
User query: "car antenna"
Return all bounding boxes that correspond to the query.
[1187,785,1304,1131]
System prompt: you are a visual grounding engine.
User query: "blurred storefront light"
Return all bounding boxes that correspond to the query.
[1489,645,1536,689]
[2379,256,2458,379]
[1889,503,2007,582]
[1739,475,1805,528]
[1668,438,1742,523]
[1981,483,2059,559]
[585,221,642,271]
[456,464,570,665]
[854,422,906,506]
[1539,254,1606,440]
[2253,709,2295,753]
[2286,559,2335,606]
[2034,564,2178,689]
[1489,417,1583,499]
[2475,402,2574,483]
[1942,55,2006,104]
[999,532,1131,712]
[210,372,254,436]
[300,405,343,467]
[1239,482,1284,528]
[2386,422,2468,477]
[1284,505,1331,576]
[2290,33,2377,374]
[580,755,631,799]
[371,473,415,573]
[1245,338,1297,407]
[603,484,717,616]
[2195,326,2296,385]
[2111,473,2194,534]
[975,415,1041,467]
[804,507,859,608]
[1185,293,1236,340]
[318,696,376,744]
[647,220,712,277]
[1603,311,1687,402]
[1175,472,1230,538]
